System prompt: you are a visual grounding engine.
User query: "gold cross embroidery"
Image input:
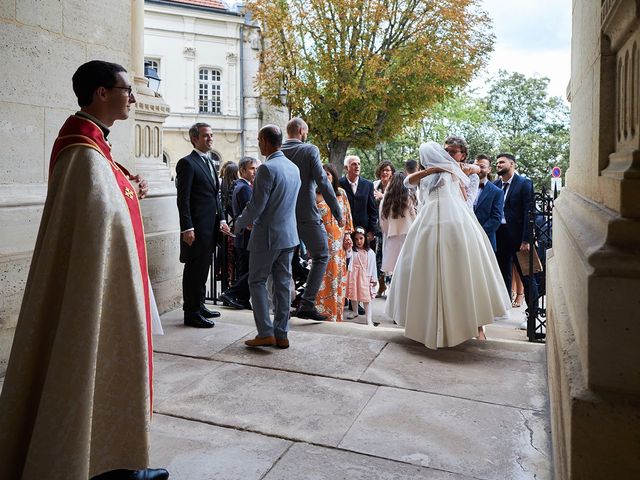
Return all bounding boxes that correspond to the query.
[124,187,135,199]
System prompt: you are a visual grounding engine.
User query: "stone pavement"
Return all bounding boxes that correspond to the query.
[150,297,550,480]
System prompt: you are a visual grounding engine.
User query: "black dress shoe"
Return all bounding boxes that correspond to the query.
[220,292,244,310]
[239,299,252,310]
[91,468,169,480]
[295,306,329,321]
[200,306,221,318]
[184,312,215,328]
[358,304,366,315]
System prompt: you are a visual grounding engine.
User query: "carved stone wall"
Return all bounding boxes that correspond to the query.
[547,0,640,477]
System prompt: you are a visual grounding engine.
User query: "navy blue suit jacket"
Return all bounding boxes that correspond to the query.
[494,174,534,251]
[232,178,252,249]
[473,181,504,251]
[339,176,378,233]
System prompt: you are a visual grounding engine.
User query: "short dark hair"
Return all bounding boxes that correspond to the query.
[496,153,516,162]
[259,125,283,148]
[189,122,212,146]
[444,135,469,155]
[404,159,418,174]
[239,156,258,171]
[72,60,127,107]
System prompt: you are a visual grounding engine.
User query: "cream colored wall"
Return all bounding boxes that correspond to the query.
[0,1,134,373]
[547,0,640,477]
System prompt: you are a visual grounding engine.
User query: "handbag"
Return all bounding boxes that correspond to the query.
[516,247,543,276]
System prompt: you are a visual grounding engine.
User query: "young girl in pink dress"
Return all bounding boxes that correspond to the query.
[345,227,378,326]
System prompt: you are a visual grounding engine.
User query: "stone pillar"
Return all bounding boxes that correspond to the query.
[547,0,640,477]
[131,0,182,313]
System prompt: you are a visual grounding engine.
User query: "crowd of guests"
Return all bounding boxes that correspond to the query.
[212,123,537,332]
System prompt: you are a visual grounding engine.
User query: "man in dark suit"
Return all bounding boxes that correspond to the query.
[473,154,503,251]
[282,117,343,320]
[339,155,378,237]
[176,122,228,328]
[494,153,538,317]
[220,156,258,310]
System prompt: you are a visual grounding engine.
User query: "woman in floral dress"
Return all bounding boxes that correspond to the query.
[315,163,354,321]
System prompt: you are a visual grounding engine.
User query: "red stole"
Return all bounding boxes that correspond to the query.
[50,115,154,410]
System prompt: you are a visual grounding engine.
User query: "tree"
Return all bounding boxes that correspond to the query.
[248,0,494,170]
[486,71,570,191]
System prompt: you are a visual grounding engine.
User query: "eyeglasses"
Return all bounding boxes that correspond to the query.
[111,86,133,96]
[445,148,462,155]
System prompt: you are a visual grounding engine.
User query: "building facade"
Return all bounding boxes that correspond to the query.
[144,0,267,174]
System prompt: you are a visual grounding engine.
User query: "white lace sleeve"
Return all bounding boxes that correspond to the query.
[403,174,418,189]
[465,174,480,209]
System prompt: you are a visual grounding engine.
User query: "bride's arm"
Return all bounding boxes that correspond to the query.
[404,167,445,187]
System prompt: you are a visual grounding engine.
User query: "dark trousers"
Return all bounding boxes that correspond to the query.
[225,246,250,301]
[496,225,539,314]
[182,249,213,313]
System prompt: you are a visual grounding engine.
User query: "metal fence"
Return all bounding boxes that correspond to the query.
[526,186,555,342]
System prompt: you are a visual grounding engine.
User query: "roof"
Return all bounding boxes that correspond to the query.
[163,0,228,10]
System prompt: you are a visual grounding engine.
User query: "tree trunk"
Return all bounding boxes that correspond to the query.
[328,139,350,174]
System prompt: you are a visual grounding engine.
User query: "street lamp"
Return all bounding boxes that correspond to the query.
[279,87,288,107]
[144,62,162,93]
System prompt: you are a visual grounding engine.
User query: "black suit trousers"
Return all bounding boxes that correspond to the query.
[225,246,250,301]
[496,225,539,315]
[182,244,213,313]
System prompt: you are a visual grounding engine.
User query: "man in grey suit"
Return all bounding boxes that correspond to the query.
[235,125,301,348]
[281,117,343,321]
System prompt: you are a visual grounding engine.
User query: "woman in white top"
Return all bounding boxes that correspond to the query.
[386,142,510,349]
[379,172,417,275]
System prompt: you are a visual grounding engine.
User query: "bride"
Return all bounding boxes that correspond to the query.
[385,142,510,349]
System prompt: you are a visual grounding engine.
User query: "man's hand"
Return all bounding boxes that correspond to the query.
[519,241,530,252]
[182,230,195,246]
[220,222,231,235]
[337,218,345,228]
[129,174,149,199]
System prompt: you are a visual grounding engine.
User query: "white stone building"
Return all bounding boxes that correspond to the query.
[144,0,272,173]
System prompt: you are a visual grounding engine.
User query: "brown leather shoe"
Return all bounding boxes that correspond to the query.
[275,337,289,349]
[245,335,276,347]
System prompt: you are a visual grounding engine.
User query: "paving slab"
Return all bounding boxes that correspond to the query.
[213,330,387,380]
[156,362,378,446]
[361,343,547,410]
[263,442,476,480]
[154,312,256,358]
[339,386,550,480]
[153,353,224,405]
[150,414,291,480]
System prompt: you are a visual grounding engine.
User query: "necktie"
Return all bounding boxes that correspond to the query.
[502,182,509,194]
[479,183,485,189]
[202,156,215,178]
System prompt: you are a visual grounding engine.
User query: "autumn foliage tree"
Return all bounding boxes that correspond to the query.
[247,0,494,168]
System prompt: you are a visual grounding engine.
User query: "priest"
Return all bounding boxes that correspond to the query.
[0,61,169,480]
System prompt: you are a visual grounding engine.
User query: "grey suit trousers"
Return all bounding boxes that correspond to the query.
[249,247,295,339]
[297,220,329,308]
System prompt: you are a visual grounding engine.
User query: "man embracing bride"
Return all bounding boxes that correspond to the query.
[385,141,510,349]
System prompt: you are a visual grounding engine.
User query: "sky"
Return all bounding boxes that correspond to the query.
[471,0,572,99]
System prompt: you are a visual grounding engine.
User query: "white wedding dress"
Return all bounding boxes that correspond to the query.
[386,144,510,349]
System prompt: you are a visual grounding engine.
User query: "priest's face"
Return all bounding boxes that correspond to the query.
[108,72,136,121]
[194,126,214,152]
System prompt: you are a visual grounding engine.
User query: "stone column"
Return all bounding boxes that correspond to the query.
[547,0,640,477]
[131,0,182,313]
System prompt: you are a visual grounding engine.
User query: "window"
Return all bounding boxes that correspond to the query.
[145,58,160,73]
[199,68,222,114]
